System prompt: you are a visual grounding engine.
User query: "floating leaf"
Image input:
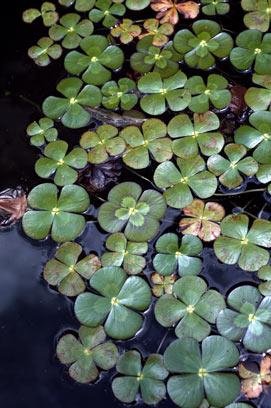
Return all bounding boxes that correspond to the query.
[26,118,58,147]
[0,187,27,226]
[180,199,225,242]
[43,242,101,296]
[258,265,271,296]
[201,0,230,15]
[153,233,202,276]
[151,0,200,25]
[49,13,94,49]
[111,19,141,44]
[23,2,58,26]
[239,355,271,399]
[151,273,176,297]
[28,37,62,67]
[112,351,168,404]
[80,125,125,164]
[89,0,126,27]
[139,18,174,47]
[64,35,124,85]
[184,74,231,113]
[245,74,271,111]
[57,325,118,383]
[130,36,180,78]
[242,0,271,32]
[234,111,271,164]
[168,112,223,159]
[42,77,102,129]
[164,336,240,408]
[214,214,271,271]
[101,78,138,110]
[35,140,88,186]
[98,182,166,241]
[217,285,271,352]
[121,119,172,169]
[207,143,259,188]
[230,30,271,74]
[101,233,147,274]
[74,266,152,339]
[155,276,225,341]
[153,157,217,209]
[22,183,90,242]
[58,0,96,11]
[138,71,190,115]
[174,20,233,69]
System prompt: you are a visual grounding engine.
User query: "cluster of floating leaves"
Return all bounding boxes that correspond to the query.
[18,0,271,407]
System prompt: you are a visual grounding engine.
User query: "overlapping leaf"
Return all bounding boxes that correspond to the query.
[89,0,126,27]
[139,18,174,46]
[217,285,271,352]
[151,0,200,25]
[23,2,58,26]
[111,19,141,44]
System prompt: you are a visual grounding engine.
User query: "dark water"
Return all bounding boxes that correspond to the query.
[0,1,271,408]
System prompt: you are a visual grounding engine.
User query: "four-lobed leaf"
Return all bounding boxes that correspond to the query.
[112,351,168,404]
[201,0,230,16]
[28,37,62,67]
[174,19,233,69]
[151,273,176,297]
[179,199,225,242]
[217,285,271,352]
[101,232,147,275]
[239,354,271,399]
[56,325,118,383]
[151,0,200,25]
[64,35,124,85]
[184,74,231,113]
[74,266,152,339]
[139,18,174,46]
[80,125,125,164]
[35,140,88,186]
[138,71,191,115]
[154,156,217,209]
[168,112,224,159]
[164,336,240,408]
[101,78,138,110]
[214,214,271,271]
[98,182,167,241]
[242,0,271,32]
[153,233,203,276]
[89,0,126,27]
[121,119,172,169]
[207,143,259,188]
[23,2,58,26]
[43,242,101,296]
[111,19,141,44]
[234,111,271,164]
[230,30,271,74]
[155,276,225,341]
[49,13,94,49]
[22,183,90,242]
[42,77,102,129]
[26,118,58,147]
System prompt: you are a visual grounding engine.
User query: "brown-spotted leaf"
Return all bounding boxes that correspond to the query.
[176,1,199,18]
[239,362,262,399]
[0,187,27,226]
[198,220,221,242]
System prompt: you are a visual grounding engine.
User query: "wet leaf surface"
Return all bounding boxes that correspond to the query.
[0,187,27,226]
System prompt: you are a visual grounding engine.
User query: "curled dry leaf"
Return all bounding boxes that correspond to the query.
[150,0,199,25]
[239,355,271,399]
[78,157,122,193]
[0,187,27,226]
[229,84,247,116]
[179,199,225,242]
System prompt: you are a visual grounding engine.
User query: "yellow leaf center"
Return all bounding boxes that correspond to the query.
[51,207,60,215]
[241,237,248,245]
[230,162,237,168]
[248,314,257,322]
[57,159,64,166]
[204,89,211,95]
[263,133,270,141]
[175,251,182,258]
[117,92,123,98]
[198,368,207,377]
[254,48,262,54]
[104,10,109,15]
[160,88,167,95]
[186,305,195,313]
[181,177,188,184]
[137,373,144,381]
[200,40,207,47]
[111,297,119,305]
[70,97,77,104]
[91,56,99,62]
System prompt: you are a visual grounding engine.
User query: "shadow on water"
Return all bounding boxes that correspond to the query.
[0,1,271,408]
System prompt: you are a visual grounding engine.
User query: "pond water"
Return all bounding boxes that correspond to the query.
[1,1,271,407]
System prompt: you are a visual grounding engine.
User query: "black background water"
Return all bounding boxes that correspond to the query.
[0,1,270,407]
